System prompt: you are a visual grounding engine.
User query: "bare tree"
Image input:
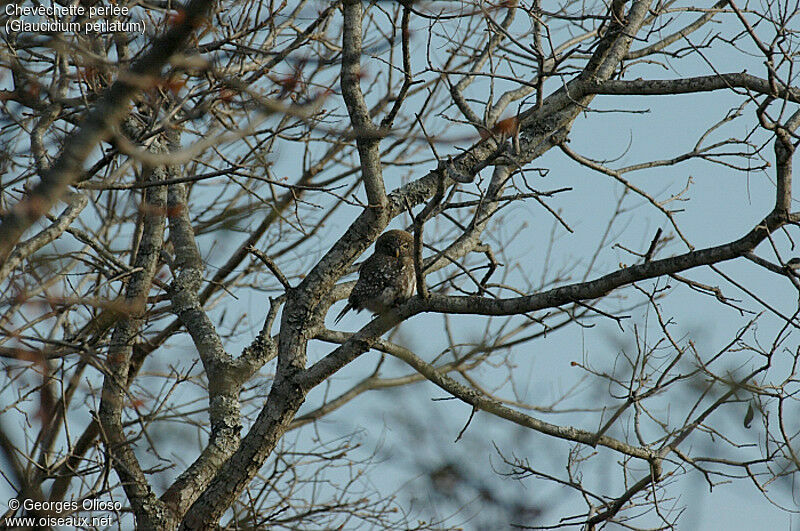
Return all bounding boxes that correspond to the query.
[0,0,798,528]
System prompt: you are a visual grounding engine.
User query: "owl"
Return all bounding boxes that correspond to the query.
[334,229,416,324]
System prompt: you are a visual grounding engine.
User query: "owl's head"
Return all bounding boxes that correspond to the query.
[375,229,414,258]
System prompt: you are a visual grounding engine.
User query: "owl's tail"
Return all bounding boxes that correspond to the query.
[333,302,353,325]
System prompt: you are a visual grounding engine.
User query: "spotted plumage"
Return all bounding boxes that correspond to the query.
[334,230,416,324]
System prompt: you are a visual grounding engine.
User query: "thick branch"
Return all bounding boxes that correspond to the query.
[341,0,387,207]
[161,174,243,517]
[97,161,170,528]
[586,73,800,102]
[315,329,655,461]
[416,210,795,317]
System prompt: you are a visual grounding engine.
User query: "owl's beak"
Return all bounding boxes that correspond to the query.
[394,249,400,258]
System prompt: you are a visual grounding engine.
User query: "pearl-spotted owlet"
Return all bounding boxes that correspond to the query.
[334,229,416,323]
